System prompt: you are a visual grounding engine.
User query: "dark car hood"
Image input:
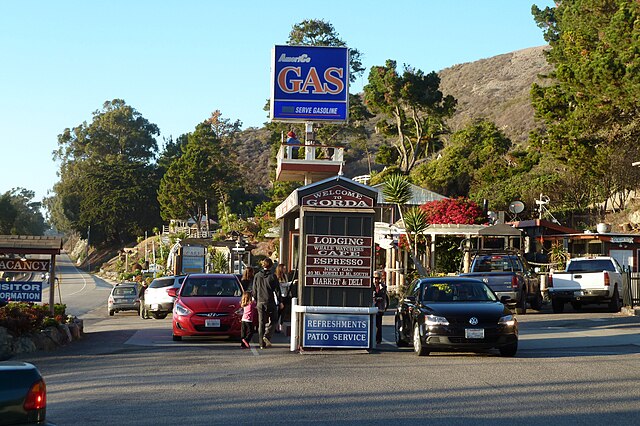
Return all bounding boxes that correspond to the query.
[422,301,510,319]
[179,296,240,313]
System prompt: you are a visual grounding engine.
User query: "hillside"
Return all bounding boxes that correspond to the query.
[238,45,554,189]
[439,45,553,144]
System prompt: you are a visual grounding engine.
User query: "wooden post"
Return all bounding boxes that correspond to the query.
[49,254,56,316]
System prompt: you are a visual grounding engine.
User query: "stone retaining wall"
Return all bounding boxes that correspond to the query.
[0,318,84,360]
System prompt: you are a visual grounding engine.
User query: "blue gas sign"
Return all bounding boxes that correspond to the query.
[271,45,349,123]
[303,313,370,348]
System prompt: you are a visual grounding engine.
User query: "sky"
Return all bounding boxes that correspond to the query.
[0,0,554,207]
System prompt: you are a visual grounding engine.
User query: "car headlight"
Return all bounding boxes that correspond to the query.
[425,315,449,326]
[235,307,243,316]
[498,315,516,326]
[174,302,191,316]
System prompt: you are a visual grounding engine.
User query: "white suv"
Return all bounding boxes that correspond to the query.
[141,275,185,319]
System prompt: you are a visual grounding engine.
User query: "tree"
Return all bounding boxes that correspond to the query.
[49,99,161,245]
[0,188,47,235]
[364,60,456,173]
[54,99,159,165]
[531,0,640,213]
[287,19,365,83]
[382,174,428,275]
[413,120,512,198]
[158,122,243,232]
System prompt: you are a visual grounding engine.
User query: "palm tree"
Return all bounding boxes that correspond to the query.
[382,174,428,276]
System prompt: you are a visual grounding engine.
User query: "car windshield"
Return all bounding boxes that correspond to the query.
[113,287,136,296]
[422,281,497,302]
[181,277,241,297]
[472,255,521,272]
[149,278,174,288]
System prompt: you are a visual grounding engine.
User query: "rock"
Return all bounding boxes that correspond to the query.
[41,326,64,346]
[57,324,72,344]
[628,210,640,224]
[68,322,81,340]
[30,332,58,351]
[0,327,14,360]
[13,336,36,354]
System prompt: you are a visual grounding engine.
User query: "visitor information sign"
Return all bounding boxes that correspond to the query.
[271,45,349,122]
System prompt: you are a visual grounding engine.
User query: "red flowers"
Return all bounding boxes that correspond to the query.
[419,198,483,225]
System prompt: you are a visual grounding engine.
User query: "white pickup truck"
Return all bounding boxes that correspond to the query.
[548,256,624,313]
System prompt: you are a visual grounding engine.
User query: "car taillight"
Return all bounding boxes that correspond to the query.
[604,271,610,286]
[23,379,46,411]
[511,276,518,289]
[108,296,114,303]
[548,274,553,288]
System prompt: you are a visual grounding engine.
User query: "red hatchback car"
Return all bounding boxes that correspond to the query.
[169,274,244,341]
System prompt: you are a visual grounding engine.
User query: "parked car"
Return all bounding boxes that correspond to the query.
[141,275,186,320]
[459,251,542,314]
[107,282,140,316]
[169,274,244,341]
[548,256,624,313]
[0,361,55,425]
[395,277,518,357]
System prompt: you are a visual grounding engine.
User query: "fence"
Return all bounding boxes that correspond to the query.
[622,267,640,308]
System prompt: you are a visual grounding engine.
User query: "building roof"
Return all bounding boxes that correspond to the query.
[371,183,447,205]
[0,235,63,255]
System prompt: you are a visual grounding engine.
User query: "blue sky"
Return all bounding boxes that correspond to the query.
[0,0,554,206]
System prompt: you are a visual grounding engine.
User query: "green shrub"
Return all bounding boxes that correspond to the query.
[0,303,67,336]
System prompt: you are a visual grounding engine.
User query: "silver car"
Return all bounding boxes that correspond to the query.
[107,282,140,316]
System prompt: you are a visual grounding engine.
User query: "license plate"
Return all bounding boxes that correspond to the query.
[152,304,159,310]
[205,319,221,328]
[465,328,484,339]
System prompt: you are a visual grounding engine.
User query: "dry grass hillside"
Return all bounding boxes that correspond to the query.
[439,45,553,144]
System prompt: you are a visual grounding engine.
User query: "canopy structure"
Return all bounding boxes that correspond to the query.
[0,235,63,255]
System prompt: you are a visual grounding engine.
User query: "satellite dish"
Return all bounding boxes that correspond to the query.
[508,200,525,215]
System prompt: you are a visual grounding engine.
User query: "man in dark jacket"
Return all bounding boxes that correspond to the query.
[252,258,281,348]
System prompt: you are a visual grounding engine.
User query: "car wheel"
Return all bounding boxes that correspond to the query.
[395,317,408,347]
[153,313,168,320]
[551,298,564,313]
[530,290,543,311]
[108,309,114,316]
[413,324,428,356]
[499,341,518,357]
[172,334,182,341]
[608,287,621,313]
[515,290,527,315]
[570,301,582,311]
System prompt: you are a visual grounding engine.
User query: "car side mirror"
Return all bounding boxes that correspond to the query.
[167,288,177,297]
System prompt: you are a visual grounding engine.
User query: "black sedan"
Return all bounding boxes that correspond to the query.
[395,277,518,357]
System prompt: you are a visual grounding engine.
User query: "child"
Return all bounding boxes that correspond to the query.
[240,291,256,349]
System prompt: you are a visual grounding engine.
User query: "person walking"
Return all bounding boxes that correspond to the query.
[274,264,290,333]
[240,291,256,349]
[373,271,388,345]
[252,258,281,349]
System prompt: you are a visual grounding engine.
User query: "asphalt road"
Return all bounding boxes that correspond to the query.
[15,288,640,426]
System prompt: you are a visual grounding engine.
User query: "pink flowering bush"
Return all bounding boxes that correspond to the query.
[420,198,484,224]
